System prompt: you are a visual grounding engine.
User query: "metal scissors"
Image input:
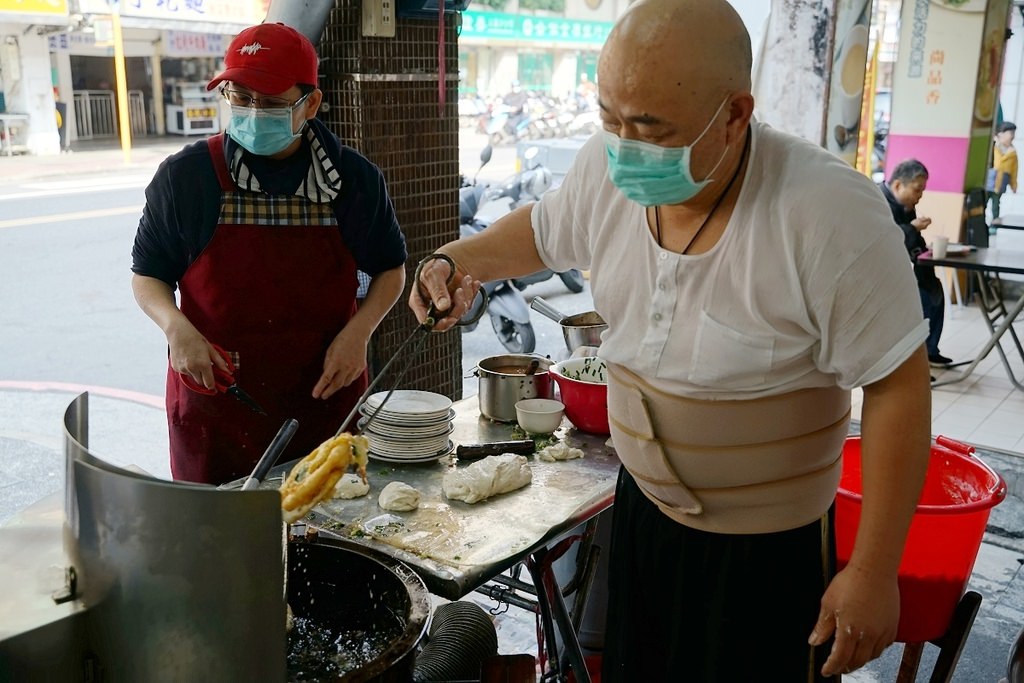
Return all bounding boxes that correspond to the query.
[335,253,484,436]
[179,342,268,416]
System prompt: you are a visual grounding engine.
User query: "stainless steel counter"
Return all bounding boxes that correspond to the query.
[257,397,620,600]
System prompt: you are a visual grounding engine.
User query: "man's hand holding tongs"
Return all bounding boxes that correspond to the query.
[410,252,482,332]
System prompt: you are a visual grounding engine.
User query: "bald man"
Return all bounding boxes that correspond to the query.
[412,1,930,680]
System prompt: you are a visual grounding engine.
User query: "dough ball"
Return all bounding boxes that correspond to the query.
[378,481,421,511]
[536,442,584,462]
[333,472,370,499]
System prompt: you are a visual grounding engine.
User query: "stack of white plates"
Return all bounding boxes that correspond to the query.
[358,390,455,463]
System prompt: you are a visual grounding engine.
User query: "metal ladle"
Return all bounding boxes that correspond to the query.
[530,296,570,325]
[531,296,608,353]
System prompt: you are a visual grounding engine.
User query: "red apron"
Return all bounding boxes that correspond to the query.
[167,133,366,484]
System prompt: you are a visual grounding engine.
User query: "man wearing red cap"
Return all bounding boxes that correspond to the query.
[130,23,408,485]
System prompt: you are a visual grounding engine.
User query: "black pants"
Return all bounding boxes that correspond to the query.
[920,283,945,358]
[988,190,1003,220]
[602,468,838,683]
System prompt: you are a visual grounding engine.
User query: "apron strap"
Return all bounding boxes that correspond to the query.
[207,132,236,191]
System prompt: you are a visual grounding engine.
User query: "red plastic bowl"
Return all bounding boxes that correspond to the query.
[549,358,609,435]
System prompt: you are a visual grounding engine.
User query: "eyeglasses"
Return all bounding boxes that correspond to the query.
[220,87,311,111]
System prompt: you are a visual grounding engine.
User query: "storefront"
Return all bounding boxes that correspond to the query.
[458,1,616,103]
[31,0,266,152]
[0,0,69,155]
[51,30,232,143]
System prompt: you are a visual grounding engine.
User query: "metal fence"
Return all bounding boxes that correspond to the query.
[128,91,148,136]
[73,89,150,140]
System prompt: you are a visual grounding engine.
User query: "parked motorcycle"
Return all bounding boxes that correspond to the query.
[494,148,586,294]
[457,145,589,352]
[459,146,537,354]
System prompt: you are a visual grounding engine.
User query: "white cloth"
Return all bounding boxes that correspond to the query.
[532,122,927,398]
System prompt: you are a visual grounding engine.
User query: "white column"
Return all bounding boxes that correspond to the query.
[752,0,837,144]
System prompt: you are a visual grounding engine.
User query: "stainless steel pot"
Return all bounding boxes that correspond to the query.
[476,354,553,422]
[530,297,608,353]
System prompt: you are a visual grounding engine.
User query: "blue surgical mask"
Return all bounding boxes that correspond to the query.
[604,97,730,206]
[227,105,303,157]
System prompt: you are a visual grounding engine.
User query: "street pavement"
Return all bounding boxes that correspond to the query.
[2,136,1024,681]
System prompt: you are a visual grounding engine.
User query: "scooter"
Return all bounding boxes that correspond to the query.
[484,104,529,147]
[491,147,586,294]
[458,146,537,354]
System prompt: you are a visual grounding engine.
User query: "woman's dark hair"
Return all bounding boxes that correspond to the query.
[997,121,1017,134]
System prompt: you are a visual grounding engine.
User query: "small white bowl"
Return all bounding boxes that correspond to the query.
[515,398,566,435]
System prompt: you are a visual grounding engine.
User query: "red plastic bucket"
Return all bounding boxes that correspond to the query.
[835,435,1006,643]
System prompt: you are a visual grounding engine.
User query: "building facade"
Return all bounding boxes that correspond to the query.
[0,0,268,155]
[457,0,620,103]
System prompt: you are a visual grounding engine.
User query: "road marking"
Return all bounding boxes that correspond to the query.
[0,179,149,202]
[23,173,154,190]
[0,205,143,229]
[0,380,165,409]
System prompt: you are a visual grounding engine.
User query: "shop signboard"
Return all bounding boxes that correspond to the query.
[48,32,99,50]
[460,10,612,47]
[0,0,68,17]
[117,0,266,26]
[163,30,225,57]
[887,0,1010,240]
[824,0,874,167]
[186,105,216,119]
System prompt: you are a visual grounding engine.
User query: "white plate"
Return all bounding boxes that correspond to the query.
[366,431,452,452]
[368,442,452,458]
[945,244,973,256]
[360,418,454,440]
[368,452,449,464]
[368,441,454,463]
[359,405,456,425]
[363,390,453,415]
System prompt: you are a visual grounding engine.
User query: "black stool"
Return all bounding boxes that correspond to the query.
[895,590,982,683]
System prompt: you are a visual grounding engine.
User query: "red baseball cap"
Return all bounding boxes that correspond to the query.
[207,22,318,95]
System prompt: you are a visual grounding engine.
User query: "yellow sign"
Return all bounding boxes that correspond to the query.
[186,107,217,119]
[0,0,68,15]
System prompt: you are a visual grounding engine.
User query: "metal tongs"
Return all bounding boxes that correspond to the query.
[335,254,484,436]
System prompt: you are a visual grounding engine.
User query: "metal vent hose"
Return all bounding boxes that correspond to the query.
[413,601,500,682]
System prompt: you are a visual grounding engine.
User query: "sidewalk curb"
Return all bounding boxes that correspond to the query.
[0,140,190,184]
